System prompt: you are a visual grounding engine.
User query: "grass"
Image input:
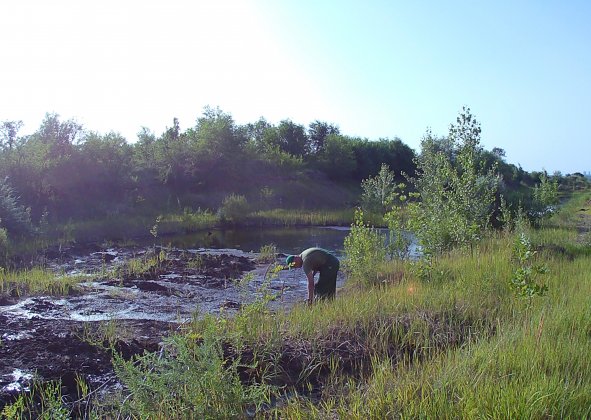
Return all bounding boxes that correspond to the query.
[0,267,86,297]
[256,243,278,263]
[249,208,354,226]
[266,191,591,418]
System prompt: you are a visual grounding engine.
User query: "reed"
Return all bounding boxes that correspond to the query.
[249,208,354,226]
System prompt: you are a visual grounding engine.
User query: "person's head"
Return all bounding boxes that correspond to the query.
[285,254,303,268]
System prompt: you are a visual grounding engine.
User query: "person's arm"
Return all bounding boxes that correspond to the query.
[306,271,315,304]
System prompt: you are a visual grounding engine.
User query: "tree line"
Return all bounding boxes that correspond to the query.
[0,107,577,240]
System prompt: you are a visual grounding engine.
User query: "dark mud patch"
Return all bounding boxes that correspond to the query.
[109,249,256,292]
[0,243,346,412]
[120,250,256,281]
[0,313,172,409]
[0,247,263,411]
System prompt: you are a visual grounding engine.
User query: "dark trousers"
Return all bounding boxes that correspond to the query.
[314,258,340,299]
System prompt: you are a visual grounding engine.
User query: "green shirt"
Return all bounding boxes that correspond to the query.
[300,248,338,276]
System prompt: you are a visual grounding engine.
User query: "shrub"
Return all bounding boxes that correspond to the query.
[408,108,499,256]
[0,177,34,236]
[343,208,387,284]
[0,227,8,267]
[257,243,277,263]
[113,320,270,418]
[217,193,249,224]
[510,232,548,299]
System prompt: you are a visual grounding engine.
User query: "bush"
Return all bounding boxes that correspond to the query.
[0,227,8,267]
[408,108,498,255]
[343,208,387,284]
[113,320,270,418]
[0,177,34,236]
[217,194,249,224]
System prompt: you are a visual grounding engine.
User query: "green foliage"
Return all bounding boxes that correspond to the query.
[0,267,84,296]
[257,243,277,263]
[1,380,70,419]
[533,172,559,208]
[510,232,548,299]
[258,143,304,170]
[408,107,499,255]
[314,134,357,180]
[0,227,8,267]
[113,321,270,418]
[308,120,340,154]
[384,200,412,260]
[0,177,34,236]
[0,106,551,240]
[343,208,387,284]
[361,163,399,214]
[79,319,124,351]
[350,137,416,182]
[149,215,162,238]
[178,207,217,232]
[530,171,560,224]
[217,193,250,224]
[250,208,354,226]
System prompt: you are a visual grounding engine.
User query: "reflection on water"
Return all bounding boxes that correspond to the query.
[156,226,420,259]
[157,227,351,256]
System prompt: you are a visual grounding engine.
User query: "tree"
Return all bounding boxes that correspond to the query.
[186,107,248,188]
[361,164,400,214]
[244,117,272,152]
[530,171,559,223]
[0,177,33,236]
[308,120,339,154]
[314,134,357,180]
[1,114,83,219]
[492,147,506,159]
[351,138,416,182]
[275,119,309,156]
[77,131,134,214]
[0,120,24,151]
[408,107,499,255]
[35,113,82,159]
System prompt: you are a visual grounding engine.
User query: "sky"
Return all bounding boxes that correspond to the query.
[1,0,590,174]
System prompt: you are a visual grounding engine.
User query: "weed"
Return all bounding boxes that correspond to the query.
[510,233,549,299]
[250,208,354,226]
[112,320,272,418]
[1,380,69,419]
[79,319,126,351]
[257,243,277,264]
[186,253,204,269]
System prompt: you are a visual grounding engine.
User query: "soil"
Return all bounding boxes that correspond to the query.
[0,243,346,410]
[0,314,168,408]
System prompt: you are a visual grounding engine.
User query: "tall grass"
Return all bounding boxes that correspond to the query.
[249,208,354,226]
[270,193,591,418]
[0,267,85,296]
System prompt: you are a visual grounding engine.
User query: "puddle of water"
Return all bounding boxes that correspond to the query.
[1,369,34,393]
[1,330,36,341]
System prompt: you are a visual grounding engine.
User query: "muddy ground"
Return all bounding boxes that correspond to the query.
[0,244,345,409]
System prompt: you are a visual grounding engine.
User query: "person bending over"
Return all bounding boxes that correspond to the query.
[285,247,340,304]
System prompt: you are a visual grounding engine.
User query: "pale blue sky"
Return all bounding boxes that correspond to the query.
[1,1,589,174]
